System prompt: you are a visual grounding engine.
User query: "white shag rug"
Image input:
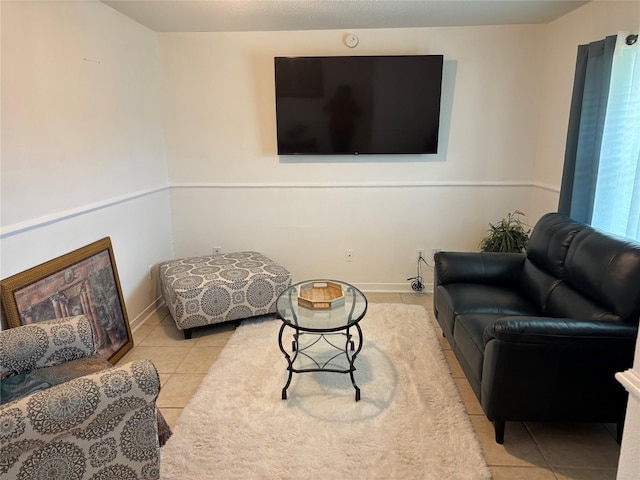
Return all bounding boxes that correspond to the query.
[160,303,491,479]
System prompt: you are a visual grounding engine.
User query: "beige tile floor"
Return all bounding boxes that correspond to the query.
[120,292,621,480]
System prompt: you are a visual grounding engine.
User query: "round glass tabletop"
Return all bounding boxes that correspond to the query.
[276,279,367,332]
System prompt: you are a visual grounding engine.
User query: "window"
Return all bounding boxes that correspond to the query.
[559,33,640,242]
[591,35,640,240]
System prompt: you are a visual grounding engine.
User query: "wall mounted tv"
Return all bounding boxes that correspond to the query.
[274,55,443,155]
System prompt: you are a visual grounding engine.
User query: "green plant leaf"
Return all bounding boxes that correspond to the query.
[479,210,531,253]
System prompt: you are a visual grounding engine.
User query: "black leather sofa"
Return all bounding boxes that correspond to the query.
[433,212,640,443]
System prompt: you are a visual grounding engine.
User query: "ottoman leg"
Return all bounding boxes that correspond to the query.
[183,329,193,340]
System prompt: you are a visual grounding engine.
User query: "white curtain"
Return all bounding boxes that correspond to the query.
[591,32,640,241]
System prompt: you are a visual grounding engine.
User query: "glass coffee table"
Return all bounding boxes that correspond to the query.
[276,279,368,401]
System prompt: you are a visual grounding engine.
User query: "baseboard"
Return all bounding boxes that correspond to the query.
[355,282,434,294]
[129,296,165,331]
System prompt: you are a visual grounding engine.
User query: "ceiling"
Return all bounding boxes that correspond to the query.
[101,0,589,33]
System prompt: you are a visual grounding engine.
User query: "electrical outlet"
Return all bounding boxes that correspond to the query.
[148,265,153,280]
[416,249,424,260]
[346,249,354,262]
[213,246,223,255]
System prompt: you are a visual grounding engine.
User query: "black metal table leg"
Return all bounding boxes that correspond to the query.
[278,323,294,401]
[347,323,364,401]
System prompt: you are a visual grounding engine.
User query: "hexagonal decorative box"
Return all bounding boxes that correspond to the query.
[298,281,345,310]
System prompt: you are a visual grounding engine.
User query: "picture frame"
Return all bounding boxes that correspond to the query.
[0,237,133,364]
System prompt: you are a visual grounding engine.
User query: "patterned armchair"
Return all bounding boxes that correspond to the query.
[0,315,162,479]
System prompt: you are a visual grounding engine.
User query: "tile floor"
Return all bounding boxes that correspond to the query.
[120,292,621,480]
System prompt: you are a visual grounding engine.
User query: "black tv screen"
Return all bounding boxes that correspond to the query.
[274,55,443,155]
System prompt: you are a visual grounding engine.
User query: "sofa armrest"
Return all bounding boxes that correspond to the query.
[0,315,97,378]
[434,251,525,286]
[481,316,636,429]
[484,316,638,346]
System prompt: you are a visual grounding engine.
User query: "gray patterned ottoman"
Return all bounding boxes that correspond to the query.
[159,252,292,339]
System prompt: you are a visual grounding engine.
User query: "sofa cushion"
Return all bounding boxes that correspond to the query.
[563,228,640,323]
[526,212,583,278]
[546,283,622,322]
[518,259,561,312]
[436,283,539,332]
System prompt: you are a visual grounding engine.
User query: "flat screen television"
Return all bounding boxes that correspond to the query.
[274,55,443,155]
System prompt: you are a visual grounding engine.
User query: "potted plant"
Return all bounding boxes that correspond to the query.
[479,210,531,253]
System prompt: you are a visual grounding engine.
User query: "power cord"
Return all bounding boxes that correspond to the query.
[407,253,434,292]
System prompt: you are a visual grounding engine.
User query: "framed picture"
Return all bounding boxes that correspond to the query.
[0,237,133,364]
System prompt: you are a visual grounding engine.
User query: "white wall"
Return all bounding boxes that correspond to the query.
[0,1,173,326]
[159,25,544,290]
